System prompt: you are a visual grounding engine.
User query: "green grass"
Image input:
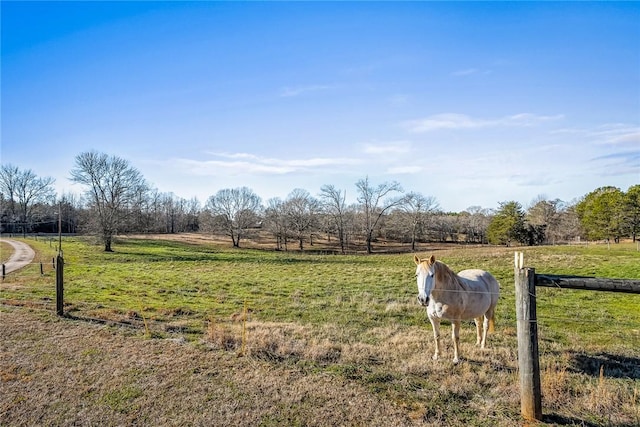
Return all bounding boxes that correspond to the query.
[2,236,640,425]
[3,237,639,347]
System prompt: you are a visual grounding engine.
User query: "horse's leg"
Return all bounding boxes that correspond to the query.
[452,320,461,364]
[474,317,484,346]
[429,316,441,360]
[481,308,494,349]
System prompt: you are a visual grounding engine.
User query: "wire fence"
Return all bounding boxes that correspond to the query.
[2,260,640,337]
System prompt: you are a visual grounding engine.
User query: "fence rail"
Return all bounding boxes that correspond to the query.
[536,274,640,293]
[513,252,640,422]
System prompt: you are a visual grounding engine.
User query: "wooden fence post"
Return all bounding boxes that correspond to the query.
[515,266,542,421]
[56,254,64,316]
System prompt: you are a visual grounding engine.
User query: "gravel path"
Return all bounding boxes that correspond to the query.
[0,239,36,273]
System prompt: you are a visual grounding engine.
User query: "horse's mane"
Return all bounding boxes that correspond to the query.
[433,260,468,291]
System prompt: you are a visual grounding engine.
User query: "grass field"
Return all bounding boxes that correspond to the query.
[1,235,639,426]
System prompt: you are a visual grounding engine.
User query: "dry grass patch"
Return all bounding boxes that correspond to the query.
[1,307,417,426]
[4,236,640,426]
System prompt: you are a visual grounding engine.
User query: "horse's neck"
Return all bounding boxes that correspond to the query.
[434,262,467,293]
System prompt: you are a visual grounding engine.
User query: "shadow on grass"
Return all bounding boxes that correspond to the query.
[569,351,640,379]
[64,312,144,330]
[542,413,601,427]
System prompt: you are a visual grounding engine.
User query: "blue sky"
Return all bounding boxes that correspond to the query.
[2,1,639,212]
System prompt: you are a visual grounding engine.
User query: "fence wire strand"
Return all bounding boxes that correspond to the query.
[2,248,640,339]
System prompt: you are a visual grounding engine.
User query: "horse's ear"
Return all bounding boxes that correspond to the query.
[414,255,420,265]
[429,255,436,264]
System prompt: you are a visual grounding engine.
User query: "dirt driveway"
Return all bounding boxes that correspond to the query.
[0,239,36,273]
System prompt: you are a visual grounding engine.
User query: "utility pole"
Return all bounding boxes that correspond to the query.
[56,202,64,316]
[58,201,62,254]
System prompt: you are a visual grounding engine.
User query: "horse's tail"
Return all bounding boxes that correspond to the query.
[488,276,499,334]
[488,312,496,333]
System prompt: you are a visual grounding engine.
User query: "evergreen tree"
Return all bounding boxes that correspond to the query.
[575,186,625,242]
[624,185,640,242]
[487,201,527,246]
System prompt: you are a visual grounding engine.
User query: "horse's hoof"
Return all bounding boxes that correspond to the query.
[432,354,439,361]
[452,358,460,364]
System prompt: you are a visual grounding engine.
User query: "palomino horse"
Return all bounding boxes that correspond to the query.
[414,255,499,363]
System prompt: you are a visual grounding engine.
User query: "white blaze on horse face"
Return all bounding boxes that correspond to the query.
[416,263,435,306]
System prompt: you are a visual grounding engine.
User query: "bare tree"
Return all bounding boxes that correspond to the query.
[355,176,404,254]
[461,206,491,243]
[526,196,556,244]
[0,164,55,235]
[431,213,461,242]
[0,164,19,228]
[160,192,187,234]
[71,151,147,251]
[58,192,82,234]
[285,188,320,251]
[264,197,289,250]
[319,184,350,254]
[554,201,582,242]
[204,187,262,247]
[403,192,439,251]
[184,197,201,232]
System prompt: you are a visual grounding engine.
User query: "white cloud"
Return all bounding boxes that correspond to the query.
[361,141,411,155]
[506,113,565,125]
[609,132,640,145]
[451,68,493,77]
[552,123,640,146]
[173,152,363,176]
[279,84,335,97]
[387,166,422,174]
[593,124,640,145]
[451,68,479,76]
[403,113,564,132]
[404,113,483,132]
[591,150,640,176]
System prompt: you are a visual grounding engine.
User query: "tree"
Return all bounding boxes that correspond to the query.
[319,184,349,254]
[554,201,583,242]
[0,164,55,235]
[204,187,262,247]
[402,192,439,251]
[460,206,491,243]
[70,151,148,251]
[264,197,289,250]
[575,186,625,242]
[623,185,640,242]
[487,201,527,246]
[0,164,19,230]
[526,196,584,244]
[58,192,82,234]
[284,188,320,251]
[355,176,405,253]
[184,197,201,232]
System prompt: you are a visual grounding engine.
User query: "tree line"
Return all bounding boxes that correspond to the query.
[1,151,638,252]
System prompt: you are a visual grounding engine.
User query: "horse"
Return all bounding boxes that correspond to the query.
[414,255,499,363]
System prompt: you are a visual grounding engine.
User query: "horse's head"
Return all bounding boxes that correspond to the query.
[414,254,436,306]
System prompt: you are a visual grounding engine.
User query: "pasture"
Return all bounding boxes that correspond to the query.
[1,235,639,426]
